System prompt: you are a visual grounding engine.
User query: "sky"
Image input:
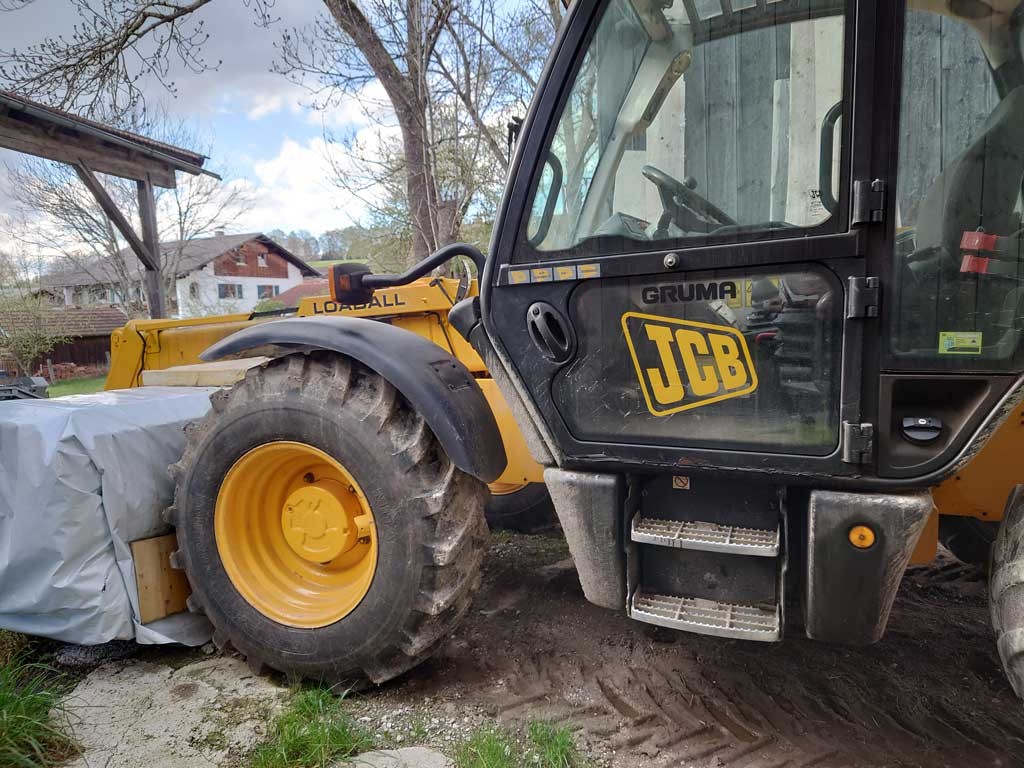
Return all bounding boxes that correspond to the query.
[0,0,392,239]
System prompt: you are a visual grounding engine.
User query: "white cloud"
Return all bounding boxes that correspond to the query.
[234,136,365,234]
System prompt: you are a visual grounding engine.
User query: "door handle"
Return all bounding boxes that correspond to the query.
[526,302,574,363]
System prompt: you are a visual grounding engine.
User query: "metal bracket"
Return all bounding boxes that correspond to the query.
[841,421,874,464]
[846,276,880,318]
[852,179,886,225]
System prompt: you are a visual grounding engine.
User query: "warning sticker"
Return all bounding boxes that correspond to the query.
[938,331,983,355]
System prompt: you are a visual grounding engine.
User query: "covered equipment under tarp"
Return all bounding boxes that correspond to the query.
[0,387,216,645]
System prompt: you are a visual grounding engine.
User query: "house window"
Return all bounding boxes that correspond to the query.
[189,282,199,300]
[257,285,280,299]
[257,254,268,268]
[219,283,243,299]
[234,252,246,266]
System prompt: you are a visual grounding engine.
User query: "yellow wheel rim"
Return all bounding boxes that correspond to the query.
[488,481,530,497]
[215,441,377,629]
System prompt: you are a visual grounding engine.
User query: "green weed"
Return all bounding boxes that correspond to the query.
[454,727,518,768]
[249,688,374,768]
[0,657,78,768]
[527,721,583,768]
[454,721,584,768]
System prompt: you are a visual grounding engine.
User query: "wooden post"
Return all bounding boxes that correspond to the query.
[46,358,55,383]
[74,162,166,319]
[137,177,165,319]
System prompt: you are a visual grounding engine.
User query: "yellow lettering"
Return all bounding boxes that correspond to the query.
[644,323,685,405]
[675,329,718,396]
[709,333,747,389]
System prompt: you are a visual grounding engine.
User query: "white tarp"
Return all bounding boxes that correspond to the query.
[0,387,216,646]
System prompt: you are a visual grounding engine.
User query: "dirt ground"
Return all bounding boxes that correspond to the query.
[360,531,1023,768]
[77,530,1023,768]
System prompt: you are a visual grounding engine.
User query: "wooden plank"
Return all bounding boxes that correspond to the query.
[141,357,270,387]
[736,25,777,224]
[704,37,739,217]
[0,114,177,188]
[131,533,191,624]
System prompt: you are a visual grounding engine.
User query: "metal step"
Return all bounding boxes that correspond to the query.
[630,590,781,641]
[631,516,780,556]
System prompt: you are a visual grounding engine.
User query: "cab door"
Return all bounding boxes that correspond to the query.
[481,0,887,477]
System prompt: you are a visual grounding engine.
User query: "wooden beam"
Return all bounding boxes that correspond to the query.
[137,177,166,319]
[74,162,157,270]
[0,113,177,188]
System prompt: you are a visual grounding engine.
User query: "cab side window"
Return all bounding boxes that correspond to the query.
[890,3,1024,370]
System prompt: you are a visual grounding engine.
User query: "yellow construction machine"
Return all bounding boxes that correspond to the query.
[107,277,554,532]
[107,0,1024,698]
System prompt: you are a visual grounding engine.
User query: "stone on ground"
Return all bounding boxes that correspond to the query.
[343,747,452,768]
[60,656,288,768]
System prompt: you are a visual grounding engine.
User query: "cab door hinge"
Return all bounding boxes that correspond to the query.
[852,179,886,225]
[846,276,880,318]
[841,421,874,464]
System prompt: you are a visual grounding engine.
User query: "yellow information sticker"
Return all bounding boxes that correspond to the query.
[531,267,553,282]
[555,265,577,281]
[508,269,530,285]
[938,331,983,355]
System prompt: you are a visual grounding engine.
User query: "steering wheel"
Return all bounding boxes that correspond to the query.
[642,164,735,235]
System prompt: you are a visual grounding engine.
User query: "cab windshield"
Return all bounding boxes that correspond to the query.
[526,0,847,253]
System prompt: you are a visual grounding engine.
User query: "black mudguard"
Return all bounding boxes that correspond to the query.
[201,316,507,483]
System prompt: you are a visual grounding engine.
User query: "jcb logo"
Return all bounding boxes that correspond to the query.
[622,312,757,416]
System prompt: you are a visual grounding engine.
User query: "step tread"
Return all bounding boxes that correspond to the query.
[631,591,781,641]
[631,516,779,556]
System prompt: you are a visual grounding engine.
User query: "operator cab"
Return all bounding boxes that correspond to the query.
[471,0,1024,643]
[484,0,1024,480]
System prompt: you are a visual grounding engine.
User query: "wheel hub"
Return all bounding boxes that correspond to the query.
[214,441,378,628]
[282,484,353,563]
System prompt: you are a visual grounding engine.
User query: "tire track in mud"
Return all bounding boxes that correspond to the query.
[446,538,1024,768]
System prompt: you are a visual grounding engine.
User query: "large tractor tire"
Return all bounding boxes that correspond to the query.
[167,352,489,686]
[990,485,1024,698]
[939,516,998,566]
[485,482,557,533]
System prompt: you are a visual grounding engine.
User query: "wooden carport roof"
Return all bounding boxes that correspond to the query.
[0,90,218,318]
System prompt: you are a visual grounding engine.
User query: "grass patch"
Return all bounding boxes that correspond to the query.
[0,631,28,667]
[455,727,518,768]
[249,688,373,768]
[48,375,107,397]
[305,260,345,271]
[527,721,583,768]
[454,721,584,768]
[0,657,78,768]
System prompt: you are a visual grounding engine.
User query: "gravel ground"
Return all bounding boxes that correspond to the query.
[58,530,1022,767]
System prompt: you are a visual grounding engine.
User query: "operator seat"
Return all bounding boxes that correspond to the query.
[895,82,1024,357]
[911,85,1024,269]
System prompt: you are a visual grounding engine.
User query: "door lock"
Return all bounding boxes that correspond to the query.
[526,302,575,363]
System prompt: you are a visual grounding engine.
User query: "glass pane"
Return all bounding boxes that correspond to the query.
[891,2,1024,370]
[553,266,841,454]
[525,0,846,256]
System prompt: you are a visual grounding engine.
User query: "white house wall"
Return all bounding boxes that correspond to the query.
[176,261,304,318]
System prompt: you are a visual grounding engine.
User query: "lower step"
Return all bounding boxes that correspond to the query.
[630,590,781,641]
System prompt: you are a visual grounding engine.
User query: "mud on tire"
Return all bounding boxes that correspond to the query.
[990,485,1024,698]
[166,352,489,686]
